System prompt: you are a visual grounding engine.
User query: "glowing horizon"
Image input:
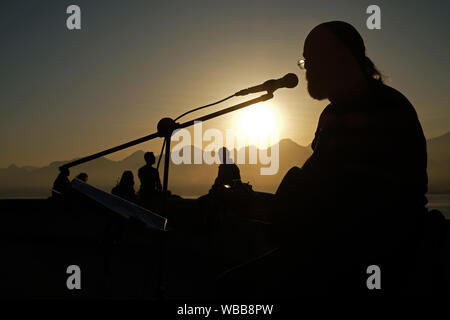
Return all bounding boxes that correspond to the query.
[1,1,449,168]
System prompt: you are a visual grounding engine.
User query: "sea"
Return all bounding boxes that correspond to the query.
[1,192,450,220]
[427,194,450,220]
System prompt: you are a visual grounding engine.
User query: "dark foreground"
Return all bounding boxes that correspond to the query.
[1,190,275,299]
[1,189,449,299]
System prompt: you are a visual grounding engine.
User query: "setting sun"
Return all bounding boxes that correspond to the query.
[236,102,280,149]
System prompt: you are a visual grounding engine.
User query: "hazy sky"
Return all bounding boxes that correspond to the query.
[1,0,449,168]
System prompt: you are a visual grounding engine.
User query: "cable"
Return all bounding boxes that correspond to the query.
[174,94,236,121]
[156,93,237,171]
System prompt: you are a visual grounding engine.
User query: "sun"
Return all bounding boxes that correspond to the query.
[236,102,280,149]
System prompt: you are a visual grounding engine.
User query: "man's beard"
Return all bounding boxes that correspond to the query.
[307,80,328,100]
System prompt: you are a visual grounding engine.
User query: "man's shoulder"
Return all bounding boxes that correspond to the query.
[373,83,423,130]
[375,83,414,110]
[138,165,147,173]
[317,103,334,127]
[139,165,158,174]
[321,103,334,115]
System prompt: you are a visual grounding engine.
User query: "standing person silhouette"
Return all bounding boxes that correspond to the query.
[138,152,162,205]
[218,21,431,297]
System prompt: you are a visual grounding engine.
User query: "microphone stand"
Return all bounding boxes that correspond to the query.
[59,91,274,299]
[61,92,274,194]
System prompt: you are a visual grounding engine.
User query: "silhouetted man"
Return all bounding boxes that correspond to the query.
[275,21,429,294]
[219,21,431,297]
[138,152,162,200]
[210,147,241,192]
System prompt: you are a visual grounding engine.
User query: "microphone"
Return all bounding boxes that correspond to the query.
[235,73,299,96]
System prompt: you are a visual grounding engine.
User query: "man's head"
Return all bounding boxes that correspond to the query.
[218,147,233,165]
[76,172,88,182]
[302,21,382,102]
[60,167,70,177]
[144,152,156,165]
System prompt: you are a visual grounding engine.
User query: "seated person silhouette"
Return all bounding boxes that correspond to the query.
[112,170,137,202]
[210,147,241,193]
[218,21,433,297]
[138,152,162,202]
[52,167,71,197]
[75,172,88,183]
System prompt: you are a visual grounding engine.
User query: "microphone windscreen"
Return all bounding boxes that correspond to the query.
[283,73,299,88]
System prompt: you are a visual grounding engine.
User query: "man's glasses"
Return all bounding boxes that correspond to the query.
[297,58,306,70]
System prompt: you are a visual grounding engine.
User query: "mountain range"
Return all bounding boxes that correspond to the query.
[1,133,450,198]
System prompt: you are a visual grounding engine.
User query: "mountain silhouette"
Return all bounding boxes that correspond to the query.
[1,134,450,198]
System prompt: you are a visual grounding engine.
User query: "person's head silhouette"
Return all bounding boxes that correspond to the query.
[119,170,135,188]
[144,152,156,165]
[218,147,233,165]
[60,167,70,177]
[76,172,88,182]
[302,21,383,102]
